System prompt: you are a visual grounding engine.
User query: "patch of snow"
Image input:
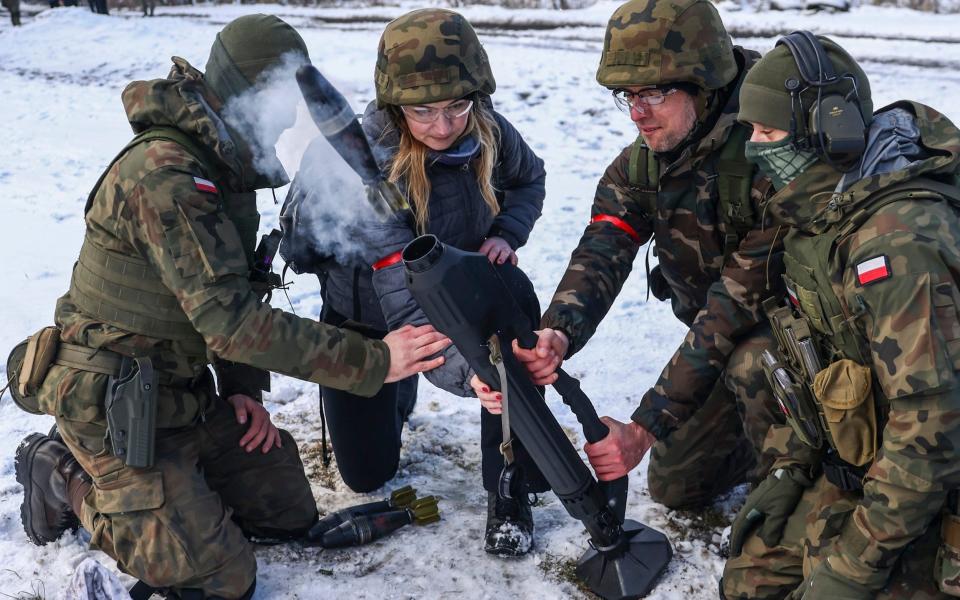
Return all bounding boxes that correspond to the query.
[0,5,957,599]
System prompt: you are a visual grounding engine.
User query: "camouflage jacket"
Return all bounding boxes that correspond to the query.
[767,102,960,591]
[541,47,782,439]
[55,58,389,401]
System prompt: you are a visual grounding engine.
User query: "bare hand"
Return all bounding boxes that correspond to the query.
[470,374,503,414]
[513,328,569,385]
[384,324,451,383]
[584,417,657,481]
[479,236,518,266]
[227,394,281,454]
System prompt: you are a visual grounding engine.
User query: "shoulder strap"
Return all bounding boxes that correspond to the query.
[84,126,221,214]
[716,124,757,259]
[626,135,659,219]
[625,137,662,300]
[627,135,658,190]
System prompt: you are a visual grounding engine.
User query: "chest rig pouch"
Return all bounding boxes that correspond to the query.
[784,239,879,468]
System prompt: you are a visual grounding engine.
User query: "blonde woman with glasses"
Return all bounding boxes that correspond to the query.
[283,8,548,557]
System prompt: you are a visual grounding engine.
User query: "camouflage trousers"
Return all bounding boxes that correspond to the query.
[722,473,950,599]
[647,325,781,509]
[56,388,317,598]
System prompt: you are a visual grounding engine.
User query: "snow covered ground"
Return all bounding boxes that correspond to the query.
[0,3,958,598]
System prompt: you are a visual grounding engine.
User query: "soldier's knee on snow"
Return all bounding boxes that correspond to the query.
[646,470,711,510]
[340,462,399,494]
[92,507,257,598]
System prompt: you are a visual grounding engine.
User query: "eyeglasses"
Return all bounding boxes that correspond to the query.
[401,99,474,124]
[612,87,679,113]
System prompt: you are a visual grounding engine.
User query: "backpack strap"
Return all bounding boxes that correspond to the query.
[626,135,659,218]
[716,124,757,260]
[626,136,662,300]
[84,126,221,214]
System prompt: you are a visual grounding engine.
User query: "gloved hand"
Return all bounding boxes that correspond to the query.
[729,466,814,556]
[797,560,874,600]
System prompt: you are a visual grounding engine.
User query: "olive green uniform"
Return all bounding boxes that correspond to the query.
[723,102,960,599]
[36,56,389,597]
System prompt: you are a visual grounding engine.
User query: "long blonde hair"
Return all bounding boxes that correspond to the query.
[388,101,501,234]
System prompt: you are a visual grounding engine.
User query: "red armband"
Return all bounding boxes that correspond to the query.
[371,251,403,271]
[591,214,641,244]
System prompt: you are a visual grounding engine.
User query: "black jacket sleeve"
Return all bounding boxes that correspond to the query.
[487,112,546,249]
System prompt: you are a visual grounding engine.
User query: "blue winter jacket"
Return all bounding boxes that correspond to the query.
[282,101,546,396]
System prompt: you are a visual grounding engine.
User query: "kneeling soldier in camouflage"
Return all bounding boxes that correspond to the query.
[475,0,787,509]
[10,14,447,600]
[722,32,960,599]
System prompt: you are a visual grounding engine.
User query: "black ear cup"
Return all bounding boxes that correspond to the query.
[810,93,866,165]
[776,31,867,170]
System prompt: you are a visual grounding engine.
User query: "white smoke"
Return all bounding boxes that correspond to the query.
[285,130,378,266]
[221,56,381,267]
[221,52,305,183]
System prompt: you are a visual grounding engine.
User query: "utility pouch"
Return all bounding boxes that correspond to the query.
[19,326,61,400]
[813,359,877,467]
[936,511,960,597]
[5,339,41,414]
[105,356,158,469]
[4,327,61,414]
[761,349,824,449]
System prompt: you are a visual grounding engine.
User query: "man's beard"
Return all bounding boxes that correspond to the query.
[643,100,698,154]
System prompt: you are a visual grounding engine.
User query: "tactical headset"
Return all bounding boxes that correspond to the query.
[776,31,867,170]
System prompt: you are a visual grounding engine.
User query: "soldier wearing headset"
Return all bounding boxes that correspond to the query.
[720,32,960,600]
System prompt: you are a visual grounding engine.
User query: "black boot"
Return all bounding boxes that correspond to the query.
[15,432,90,545]
[484,491,534,557]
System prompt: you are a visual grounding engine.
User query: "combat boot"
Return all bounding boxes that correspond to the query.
[484,491,534,557]
[15,432,91,545]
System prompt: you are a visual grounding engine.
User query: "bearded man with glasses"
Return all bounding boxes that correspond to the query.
[474,0,793,512]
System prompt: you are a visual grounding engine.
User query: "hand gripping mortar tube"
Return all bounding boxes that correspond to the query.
[402,236,672,599]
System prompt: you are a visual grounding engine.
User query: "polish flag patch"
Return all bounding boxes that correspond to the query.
[786,285,800,307]
[856,255,892,286]
[193,177,218,194]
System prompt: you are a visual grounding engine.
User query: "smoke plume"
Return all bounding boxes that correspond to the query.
[221,57,381,267]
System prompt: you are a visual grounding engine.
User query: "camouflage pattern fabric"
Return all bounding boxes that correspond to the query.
[724,102,960,597]
[541,48,786,450]
[723,474,949,599]
[36,56,395,593]
[597,0,738,90]
[55,57,389,398]
[648,326,780,508]
[374,8,496,107]
[58,398,316,598]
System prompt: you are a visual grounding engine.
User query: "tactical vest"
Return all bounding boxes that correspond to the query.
[68,126,272,358]
[765,177,960,485]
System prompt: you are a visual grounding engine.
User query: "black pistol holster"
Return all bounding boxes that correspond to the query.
[105,356,158,469]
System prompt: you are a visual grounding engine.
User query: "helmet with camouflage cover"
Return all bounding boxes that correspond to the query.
[597,0,738,91]
[374,8,496,108]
